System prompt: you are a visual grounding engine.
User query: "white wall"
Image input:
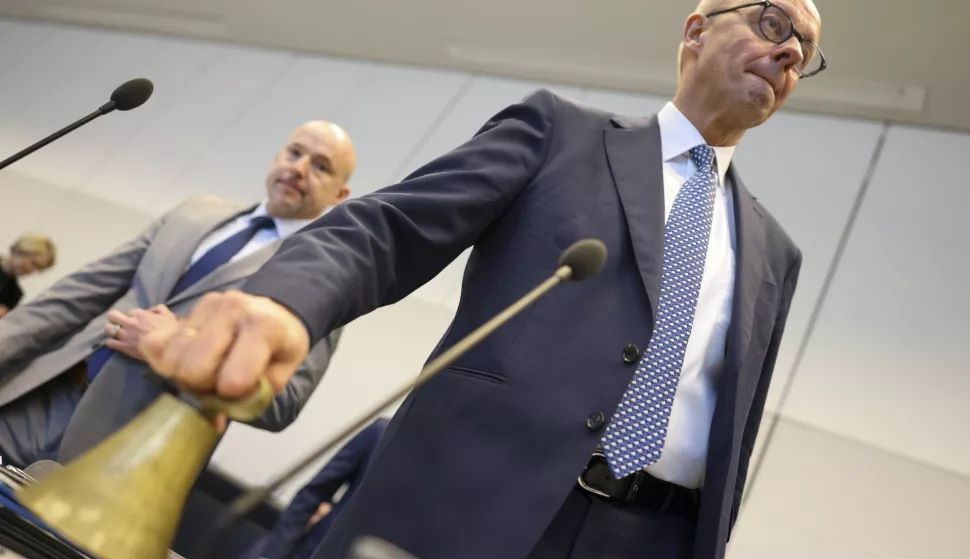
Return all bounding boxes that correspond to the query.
[728,416,970,559]
[2,17,968,556]
[782,125,970,475]
[0,172,154,298]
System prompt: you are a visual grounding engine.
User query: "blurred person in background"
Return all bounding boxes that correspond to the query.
[0,233,57,317]
[0,120,356,470]
[242,417,390,559]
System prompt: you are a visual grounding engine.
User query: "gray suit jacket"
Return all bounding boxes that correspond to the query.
[0,195,340,463]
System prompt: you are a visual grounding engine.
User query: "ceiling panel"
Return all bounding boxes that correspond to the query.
[85,44,295,213]
[781,124,970,476]
[0,18,55,72]
[0,25,107,161]
[1,29,219,192]
[0,0,966,131]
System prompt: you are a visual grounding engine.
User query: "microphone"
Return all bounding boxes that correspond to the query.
[193,239,608,556]
[0,78,154,171]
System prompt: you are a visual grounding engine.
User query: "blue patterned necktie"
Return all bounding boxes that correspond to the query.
[600,145,719,479]
[86,215,276,382]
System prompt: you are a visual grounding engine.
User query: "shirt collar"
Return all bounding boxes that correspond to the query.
[251,201,331,239]
[657,101,736,186]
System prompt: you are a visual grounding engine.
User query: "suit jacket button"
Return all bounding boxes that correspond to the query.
[622,344,640,364]
[586,411,606,431]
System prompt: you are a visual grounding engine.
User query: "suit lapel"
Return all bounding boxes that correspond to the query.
[724,168,766,384]
[603,112,771,555]
[693,168,768,557]
[150,210,239,301]
[165,240,281,307]
[604,115,666,319]
[605,116,767,381]
[152,204,256,303]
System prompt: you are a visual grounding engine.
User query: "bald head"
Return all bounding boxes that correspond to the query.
[696,0,727,13]
[265,120,357,219]
[672,0,822,144]
[691,0,819,21]
[291,121,357,181]
[677,0,821,75]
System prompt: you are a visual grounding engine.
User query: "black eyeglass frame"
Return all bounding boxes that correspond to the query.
[706,0,826,78]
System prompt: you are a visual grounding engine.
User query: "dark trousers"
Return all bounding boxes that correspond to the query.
[527,486,697,559]
[0,367,85,468]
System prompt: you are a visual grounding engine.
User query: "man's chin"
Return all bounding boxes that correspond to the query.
[266,200,299,219]
[734,90,775,126]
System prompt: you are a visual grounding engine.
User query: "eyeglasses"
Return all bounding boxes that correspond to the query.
[706,1,826,78]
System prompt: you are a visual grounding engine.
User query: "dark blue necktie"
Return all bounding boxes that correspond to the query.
[168,215,276,298]
[87,215,276,382]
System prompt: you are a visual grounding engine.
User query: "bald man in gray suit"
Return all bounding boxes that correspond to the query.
[0,120,357,468]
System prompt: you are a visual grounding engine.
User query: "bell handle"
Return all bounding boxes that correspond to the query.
[191,376,275,422]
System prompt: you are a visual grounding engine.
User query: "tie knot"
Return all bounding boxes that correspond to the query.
[689,145,715,172]
[249,215,276,233]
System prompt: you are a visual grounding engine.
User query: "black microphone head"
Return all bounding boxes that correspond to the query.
[558,239,607,282]
[111,78,154,111]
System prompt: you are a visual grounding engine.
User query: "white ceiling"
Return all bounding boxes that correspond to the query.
[0,0,968,131]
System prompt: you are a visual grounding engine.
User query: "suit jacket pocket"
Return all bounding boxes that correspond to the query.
[442,365,506,385]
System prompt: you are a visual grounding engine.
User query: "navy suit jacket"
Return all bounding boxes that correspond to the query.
[253,418,389,559]
[244,89,802,559]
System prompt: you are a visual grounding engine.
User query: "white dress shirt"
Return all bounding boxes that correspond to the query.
[639,102,738,489]
[187,201,327,267]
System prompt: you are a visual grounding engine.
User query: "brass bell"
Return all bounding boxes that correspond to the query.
[16,378,274,559]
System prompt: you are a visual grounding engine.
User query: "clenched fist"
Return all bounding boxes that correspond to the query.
[139,290,310,400]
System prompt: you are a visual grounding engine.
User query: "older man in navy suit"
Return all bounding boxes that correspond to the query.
[143,1,824,558]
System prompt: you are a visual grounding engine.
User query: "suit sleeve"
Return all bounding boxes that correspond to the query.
[261,422,378,557]
[243,89,558,344]
[728,249,802,536]
[246,327,343,432]
[0,212,169,370]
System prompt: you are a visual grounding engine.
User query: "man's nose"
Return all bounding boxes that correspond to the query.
[293,155,310,176]
[774,36,804,72]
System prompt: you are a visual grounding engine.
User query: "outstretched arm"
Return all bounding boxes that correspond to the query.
[243,89,558,345]
[142,89,560,404]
